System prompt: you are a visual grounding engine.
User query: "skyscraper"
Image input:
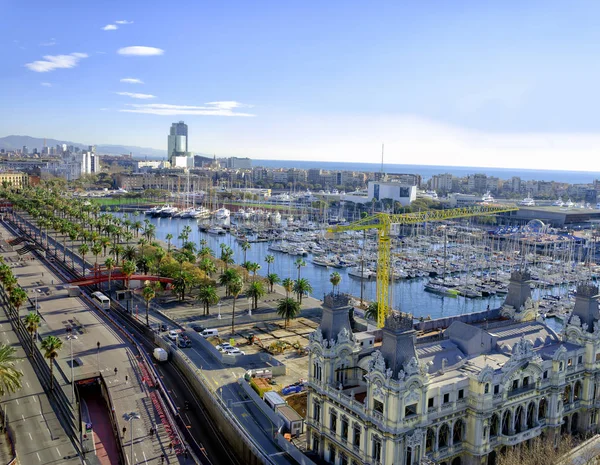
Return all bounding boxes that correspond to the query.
[167,121,188,163]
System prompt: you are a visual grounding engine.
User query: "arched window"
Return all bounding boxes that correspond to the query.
[490,414,500,437]
[453,419,464,444]
[515,405,524,433]
[502,410,512,435]
[485,383,490,394]
[425,428,435,453]
[526,402,535,429]
[439,423,450,448]
[563,384,572,404]
[538,398,547,419]
[574,381,583,401]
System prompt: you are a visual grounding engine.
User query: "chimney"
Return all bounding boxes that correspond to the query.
[572,284,600,332]
[503,270,532,310]
[380,312,417,377]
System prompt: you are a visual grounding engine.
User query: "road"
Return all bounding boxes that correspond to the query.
[0,310,80,465]
[17,210,302,465]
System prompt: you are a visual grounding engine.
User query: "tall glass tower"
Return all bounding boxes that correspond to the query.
[167,121,188,162]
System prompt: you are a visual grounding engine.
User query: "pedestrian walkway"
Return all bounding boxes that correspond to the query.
[0,221,182,464]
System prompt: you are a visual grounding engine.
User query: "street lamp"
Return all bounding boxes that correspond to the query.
[217,302,222,320]
[247,298,252,316]
[124,412,140,465]
[96,341,100,373]
[32,288,41,314]
[66,327,78,403]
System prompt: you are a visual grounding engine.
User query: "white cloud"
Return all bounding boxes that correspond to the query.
[120,78,144,84]
[102,24,118,31]
[117,46,164,56]
[41,82,52,87]
[25,52,88,73]
[115,20,133,25]
[120,101,254,116]
[40,38,57,46]
[116,92,156,99]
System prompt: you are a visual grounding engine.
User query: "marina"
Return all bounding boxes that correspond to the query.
[113,208,600,322]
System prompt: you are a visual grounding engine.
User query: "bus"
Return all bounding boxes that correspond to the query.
[91,291,110,310]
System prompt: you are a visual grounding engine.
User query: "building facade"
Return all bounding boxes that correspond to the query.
[306,274,600,465]
[0,172,28,189]
[367,181,416,206]
[168,121,188,163]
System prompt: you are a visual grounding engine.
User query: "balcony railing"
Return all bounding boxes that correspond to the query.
[507,384,535,398]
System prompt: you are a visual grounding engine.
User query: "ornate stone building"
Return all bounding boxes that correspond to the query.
[306,274,600,465]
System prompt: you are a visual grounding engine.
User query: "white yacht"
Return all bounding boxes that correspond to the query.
[481,192,495,203]
[519,195,535,207]
[348,266,374,280]
[207,226,226,235]
[552,200,564,207]
[213,207,230,221]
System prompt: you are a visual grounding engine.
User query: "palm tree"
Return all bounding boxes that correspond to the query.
[110,244,124,263]
[228,278,244,335]
[246,262,261,281]
[41,335,62,391]
[24,312,41,357]
[282,278,294,298]
[9,287,28,314]
[241,242,251,263]
[330,271,341,295]
[220,246,235,271]
[105,257,115,296]
[198,246,213,259]
[142,284,155,327]
[121,260,136,290]
[165,233,173,253]
[264,254,275,275]
[219,268,240,297]
[294,258,306,281]
[100,237,111,256]
[91,243,102,273]
[246,281,266,310]
[123,245,137,262]
[0,344,23,397]
[266,273,281,293]
[197,285,219,315]
[276,298,301,329]
[198,258,217,277]
[293,278,312,304]
[365,302,379,321]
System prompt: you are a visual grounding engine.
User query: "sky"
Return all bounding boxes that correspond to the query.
[3,0,600,170]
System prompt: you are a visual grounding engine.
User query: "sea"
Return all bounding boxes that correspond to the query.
[252,160,600,185]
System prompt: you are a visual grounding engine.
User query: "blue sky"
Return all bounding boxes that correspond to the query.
[3,1,600,170]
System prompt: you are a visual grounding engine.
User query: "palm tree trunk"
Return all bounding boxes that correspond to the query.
[50,357,54,391]
[146,301,150,326]
[231,297,236,335]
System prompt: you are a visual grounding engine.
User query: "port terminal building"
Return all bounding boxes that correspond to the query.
[498,206,600,228]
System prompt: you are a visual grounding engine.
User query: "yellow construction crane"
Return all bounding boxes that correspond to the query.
[327,204,518,327]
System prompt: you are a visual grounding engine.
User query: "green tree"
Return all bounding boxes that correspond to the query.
[282,278,295,298]
[220,246,235,271]
[91,242,102,272]
[294,258,306,281]
[104,257,115,296]
[24,312,41,357]
[41,335,63,391]
[142,283,155,327]
[264,254,275,275]
[330,271,341,295]
[276,298,301,329]
[78,243,89,275]
[197,285,219,315]
[198,258,217,277]
[365,302,379,321]
[266,273,281,293]
[9,286,28,314]
[246,281,266,310]
[165,233,173,253]
[0,344,23,397]
[219,268,240,297]
[228,278,244,335]
[293,278,312,304]
[121,260,136,289]
[241,241,251,264]
[246,262,261,281]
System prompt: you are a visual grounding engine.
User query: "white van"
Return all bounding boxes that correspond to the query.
[201,328,219,338]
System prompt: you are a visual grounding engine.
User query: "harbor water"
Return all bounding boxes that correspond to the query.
[116,213,507,320]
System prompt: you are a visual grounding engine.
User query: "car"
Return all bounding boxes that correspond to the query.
[189,323,205,333]
[168,330,178,341]
[160,323,168,332]
[177,336,191,348]
[216,342,233,352]
[224,347,245,355]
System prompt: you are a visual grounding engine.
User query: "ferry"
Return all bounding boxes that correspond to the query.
[519,196,535,207]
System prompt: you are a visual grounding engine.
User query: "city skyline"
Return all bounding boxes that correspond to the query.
[5,1,600,170]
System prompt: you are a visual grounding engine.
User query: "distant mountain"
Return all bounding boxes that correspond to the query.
[0,135,166,159]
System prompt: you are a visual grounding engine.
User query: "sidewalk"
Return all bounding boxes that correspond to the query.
[0,222,182,464]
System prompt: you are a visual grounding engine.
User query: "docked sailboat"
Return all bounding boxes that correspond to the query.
[348,266,375,280]
[424,282,459,297]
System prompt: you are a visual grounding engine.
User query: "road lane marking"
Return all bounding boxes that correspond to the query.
[33,397,37,403]
[21,414,25,421]
[55,447,60,456]
[143,451,148,464]
[26,382,30,388]
[36,452,41,461]
[28,433,32,440]
[15,399,19,405]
